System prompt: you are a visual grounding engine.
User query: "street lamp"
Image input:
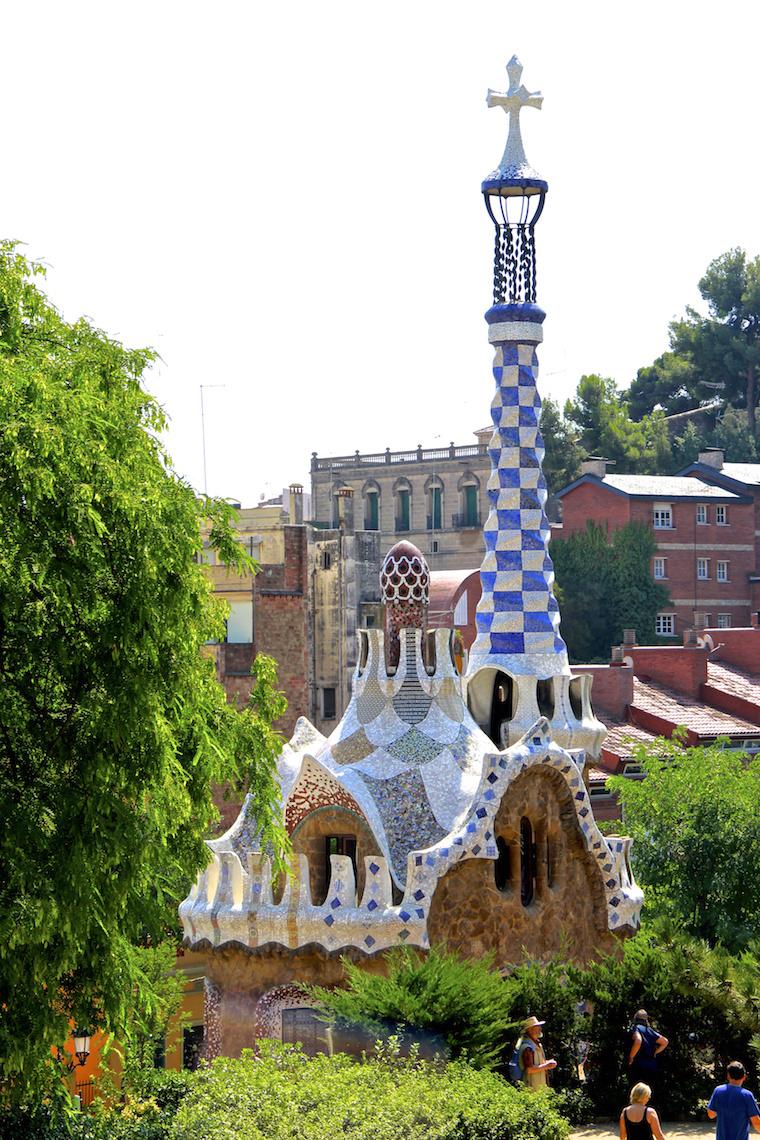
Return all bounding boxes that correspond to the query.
[61,1029,91,1073]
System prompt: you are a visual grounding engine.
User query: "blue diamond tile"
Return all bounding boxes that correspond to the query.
[324,914,334,926]
[367,899,378,911]
[365,935,376,947]
[413,889,425,901]
[369,861,380,874]
[330,897,341,909]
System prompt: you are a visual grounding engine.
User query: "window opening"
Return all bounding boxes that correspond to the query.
[323,687,336,720]
[718,613,731,628]
[696,504,707,524]
[655,613,675,636]
[653,507,672,529]
[536,678,554,719]
[429,486,442,530]
[697,558,709,580]
[653,557,666,579]
[494,836,511,893]
[520,817,535,907]
[182,1025,204,1071]
[717,560,729,582]
[488,671,514,747]
[716,505,727,525]
[321,550,332,571]
[396,489,410,532]
[365,492,379,531]
[281,1008,325,1055]
[464,484,479,526]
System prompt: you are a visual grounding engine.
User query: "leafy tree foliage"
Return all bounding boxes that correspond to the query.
[631,249,760,440]
[607,733,760,949]
[550,522,669,662]
[310,946,516,1069]
[627,351,698,422]
[0,244,286,1102]
[539,397,584,497]
[563,375,672,476]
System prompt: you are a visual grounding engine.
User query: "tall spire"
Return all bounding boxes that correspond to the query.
[467,58,569,682]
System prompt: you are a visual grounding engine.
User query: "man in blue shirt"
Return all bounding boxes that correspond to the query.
[708,1061,760,1140]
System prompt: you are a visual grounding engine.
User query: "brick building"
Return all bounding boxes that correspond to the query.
[558,457,755,637]
[202,487,309,739]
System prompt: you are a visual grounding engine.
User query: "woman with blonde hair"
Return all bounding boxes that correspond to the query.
[619,1082,666,1139]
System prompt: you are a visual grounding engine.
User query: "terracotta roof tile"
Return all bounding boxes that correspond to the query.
[631,677,760,738]
[707,661,760,702]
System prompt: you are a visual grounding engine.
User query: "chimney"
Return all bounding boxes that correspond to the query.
[610,645,624,665]
[622,628,637,648]
[336,487,355,533]
[752,612,760,630]
[693,612,709,629]
[288,483,304,525]
[581,456,612,478]
[683,628,698,647]
[698,447,724,470]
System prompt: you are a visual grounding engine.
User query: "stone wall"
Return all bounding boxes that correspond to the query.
[427,766,617,963]
[204,945,388,1060]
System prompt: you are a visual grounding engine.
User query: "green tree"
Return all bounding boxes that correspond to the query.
[627,351,698,422]
[0,244,287,1103]
[550,522,669,662]
[539,397,583,495]
[607,734,760,950]
[563,375,672,474]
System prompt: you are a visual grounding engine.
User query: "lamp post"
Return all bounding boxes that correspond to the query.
[61,1028,91,1073]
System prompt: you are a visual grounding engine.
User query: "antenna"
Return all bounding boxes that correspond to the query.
[200,384,226,496]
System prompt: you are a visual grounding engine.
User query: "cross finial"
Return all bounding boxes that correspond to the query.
[486,55,543,181]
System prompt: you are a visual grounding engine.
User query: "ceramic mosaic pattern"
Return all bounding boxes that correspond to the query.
[285,757,365,835]
[179,626,642,955]
[254,985,313,1040]
[381,541,429,667]
[204,979,222,1061]
[467,309,570,679]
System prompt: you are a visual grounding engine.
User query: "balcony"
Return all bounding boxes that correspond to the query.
[452,512,481,529]
[312,442,488,471]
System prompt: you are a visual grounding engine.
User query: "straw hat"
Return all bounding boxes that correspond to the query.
[522,1016,546,1031]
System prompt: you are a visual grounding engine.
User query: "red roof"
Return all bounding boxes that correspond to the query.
[631,676,760,738]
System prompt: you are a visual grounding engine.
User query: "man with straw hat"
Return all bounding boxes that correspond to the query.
[513,1016,558,1090]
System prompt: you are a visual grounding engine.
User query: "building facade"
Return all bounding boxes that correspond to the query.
[310,430,491,570]
[201,487,309,739]
[558,457,755,637]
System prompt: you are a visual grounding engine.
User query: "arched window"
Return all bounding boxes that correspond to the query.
[457,472,480,528]
[321,550,332,571]
[394,479,412,533]
[520,817,535,907]
[425,476,443,531]
[494,836,511,893]
[362,481,381,531]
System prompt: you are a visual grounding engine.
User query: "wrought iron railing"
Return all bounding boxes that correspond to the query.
[312,443,487,471]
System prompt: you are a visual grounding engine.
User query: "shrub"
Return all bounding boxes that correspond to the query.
[168,1042,570,1140]
[309,946,517,1069]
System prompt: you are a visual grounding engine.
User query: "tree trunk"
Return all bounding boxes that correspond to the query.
[748,364,757,439]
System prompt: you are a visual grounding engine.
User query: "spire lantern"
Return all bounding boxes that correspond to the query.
[483,56,546,306]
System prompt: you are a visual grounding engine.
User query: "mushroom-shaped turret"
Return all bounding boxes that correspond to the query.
[380,540,429,667]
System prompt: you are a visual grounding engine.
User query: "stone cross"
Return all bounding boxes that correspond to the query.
[486,56,543,177]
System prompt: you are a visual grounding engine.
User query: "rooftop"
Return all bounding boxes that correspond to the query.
[631,676,760,739]
[720,462,760,486]
[564,473,743,500]
[706,660,760,703]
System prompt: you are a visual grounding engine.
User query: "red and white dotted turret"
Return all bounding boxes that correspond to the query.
[380,541,429,667]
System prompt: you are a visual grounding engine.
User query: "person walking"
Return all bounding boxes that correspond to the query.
[707,1061,760,1139]
[512,1015,558,1090]
[628,1009,668,1091]
[619,1082,666,1140]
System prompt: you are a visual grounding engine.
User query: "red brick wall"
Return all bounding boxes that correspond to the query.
[255,593,309,739]
[704,626,760,673]
[560,482,631,536]
[570,665,633,718]
[627,645,708,698]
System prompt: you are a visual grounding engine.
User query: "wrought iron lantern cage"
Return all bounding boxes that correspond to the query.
[483,183,546,307]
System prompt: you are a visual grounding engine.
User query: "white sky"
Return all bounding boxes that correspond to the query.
[4,2,760,505]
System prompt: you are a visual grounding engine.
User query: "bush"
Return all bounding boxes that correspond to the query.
[168,1042,570,1140]
[309,946,518,1069]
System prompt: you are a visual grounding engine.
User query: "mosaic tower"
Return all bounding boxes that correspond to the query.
[467,56,568,680]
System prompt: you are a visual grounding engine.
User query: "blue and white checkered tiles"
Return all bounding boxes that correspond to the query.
[469,331,569,676]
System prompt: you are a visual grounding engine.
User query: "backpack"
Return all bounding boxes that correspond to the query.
[508,1039,527,1083]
